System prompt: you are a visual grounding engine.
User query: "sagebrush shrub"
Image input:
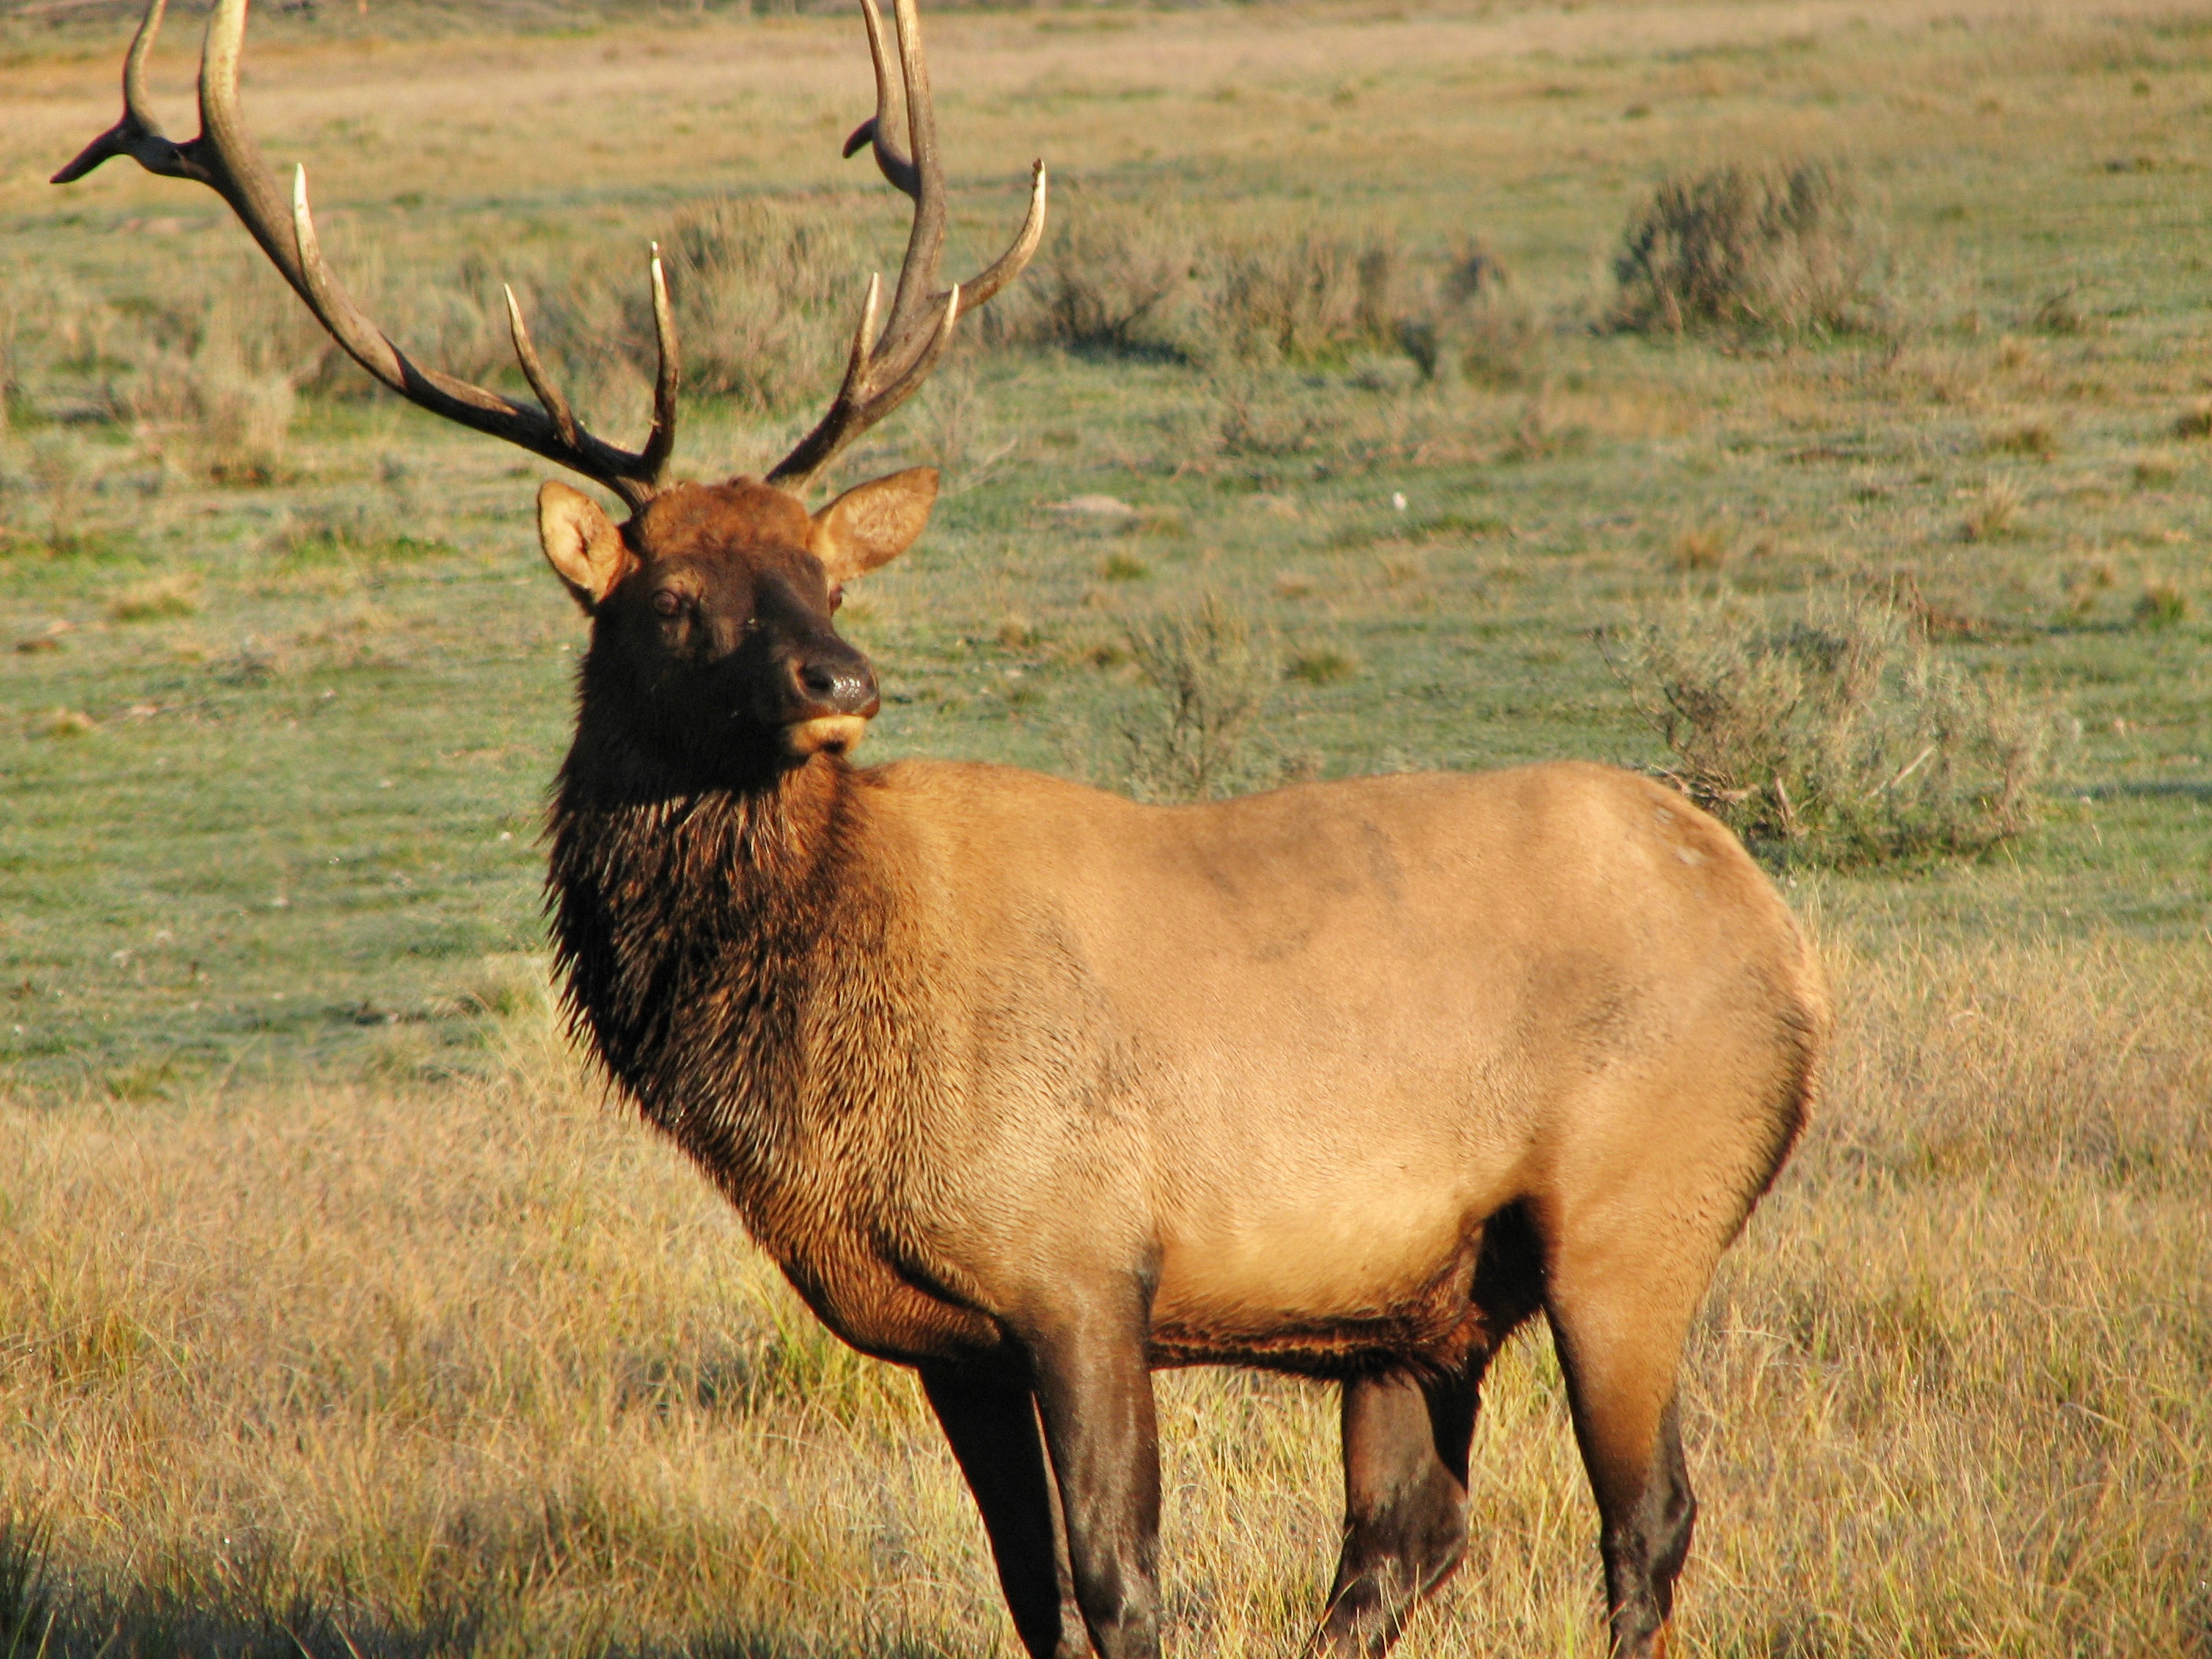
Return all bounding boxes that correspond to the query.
[644,197,862,410]
[1013,199,1200,356]
[1207,231,1408,363]
[111,265,325,479]
[1005,204,1536,378]
[507,198,862,419]
[1610,160,1881,335]
[1392,240,1544,387]
[1116,591,1281,803]
[1604,595,2060,866]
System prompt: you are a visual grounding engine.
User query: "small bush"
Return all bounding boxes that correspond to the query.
[1610,160,1881,335]
[196,371,298,485]
[127,284,306,484]
[1958,474,2024,543]
[1988,419,2058,459]
[1116,591,1280,803]
[649,197,862,410]
[1207,230,1409,363]
[25,436,90,551]
[1208,367,1343,456]
[2057,559,2117,622]
[518,198,861,419]
[269,500,392,562]
[1603,595,2061,867]
[1285,646,1358,685]
[2133,580,2188,629]
[910,361,1016,489]
[1392,242,1544,387]
[2029,284,2086,336]
[1016,199,1199,357]
[1668,526,1729,572]
[35,708,98,739]
[1448,295,1546,388]
[106,573,200,622]
[1009,211,1525,379]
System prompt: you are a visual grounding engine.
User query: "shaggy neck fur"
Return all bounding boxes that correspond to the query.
[549,704,1011,1365]
[545,708,888,1233]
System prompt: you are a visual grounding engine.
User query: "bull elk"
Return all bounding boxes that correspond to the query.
[60,4,1828,1655]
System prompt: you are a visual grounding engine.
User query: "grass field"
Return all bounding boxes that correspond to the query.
[1,0,2208,1654]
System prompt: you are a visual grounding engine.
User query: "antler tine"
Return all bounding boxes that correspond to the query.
[767,280,955,491]
[56,0,679,512]
[840,0,920,200]
[956,159,1048,318]
[51,0,189,185]
[765,276,882,489]
[774,0,1047,491]
[880,0,948,347]
[504,284,581,452]
[640,244,682,482]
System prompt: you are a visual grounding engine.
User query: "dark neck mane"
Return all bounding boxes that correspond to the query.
[544,750,862,1185]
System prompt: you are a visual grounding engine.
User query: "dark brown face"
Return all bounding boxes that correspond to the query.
[539,470,938,784]
[607,540,877,756]
[571,482,882,776]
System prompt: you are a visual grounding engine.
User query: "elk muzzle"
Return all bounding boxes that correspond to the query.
[782,644,881,757]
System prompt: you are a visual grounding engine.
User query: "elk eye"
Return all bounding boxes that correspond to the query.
[829,587,844,613]
[651,589,683,617]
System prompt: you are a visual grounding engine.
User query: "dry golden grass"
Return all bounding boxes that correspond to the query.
[2,925,2204,1658]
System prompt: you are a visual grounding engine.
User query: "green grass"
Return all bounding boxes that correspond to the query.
[4,322,2206,1094]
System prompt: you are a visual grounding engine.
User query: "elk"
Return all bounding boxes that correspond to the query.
[60,4,1828,1656]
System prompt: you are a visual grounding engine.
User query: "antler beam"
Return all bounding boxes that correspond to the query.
[54,0,678,511]
[769,0,1047,490]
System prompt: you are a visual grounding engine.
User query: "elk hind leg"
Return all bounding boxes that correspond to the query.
[1309,1364,1485,1658]
[1545,1254,1705,1659]
[1311,1201,1547,1657]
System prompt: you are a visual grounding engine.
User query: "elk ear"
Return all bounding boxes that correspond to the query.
[808,467,939,584]
[537,481,632,610]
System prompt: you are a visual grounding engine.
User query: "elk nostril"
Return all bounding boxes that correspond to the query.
[793,654,877,716]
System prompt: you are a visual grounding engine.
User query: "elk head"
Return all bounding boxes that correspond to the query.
[538,468,936,785]
[58,0,1044,782]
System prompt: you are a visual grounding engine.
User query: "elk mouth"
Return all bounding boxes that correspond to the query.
[774,638,880,758]
[785,713,873,757]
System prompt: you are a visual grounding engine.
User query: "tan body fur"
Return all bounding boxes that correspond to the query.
[703,765,1814,1362]
[557,754,1823,1383]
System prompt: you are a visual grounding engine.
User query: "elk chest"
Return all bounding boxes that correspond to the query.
[545,767,1009,1368]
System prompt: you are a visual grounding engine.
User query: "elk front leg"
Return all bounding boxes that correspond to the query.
[1025,1293,1163,1659]
[921,1364,1090,1659]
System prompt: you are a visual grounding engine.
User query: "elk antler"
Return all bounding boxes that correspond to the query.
[767,0,1046,491]
[53,0,678,511]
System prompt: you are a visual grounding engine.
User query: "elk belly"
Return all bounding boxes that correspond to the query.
[1148,1175,1491,1371]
